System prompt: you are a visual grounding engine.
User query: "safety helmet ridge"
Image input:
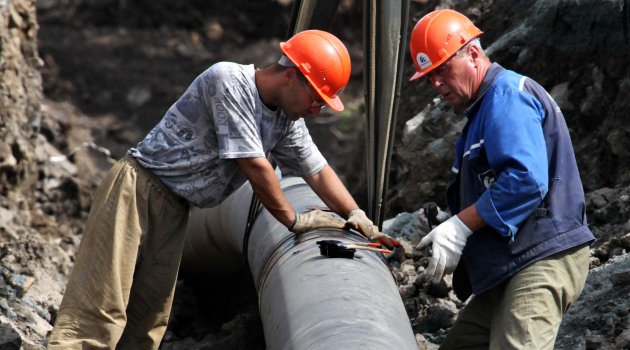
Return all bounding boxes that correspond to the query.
[409,9,483,81]
[280,30,351,111]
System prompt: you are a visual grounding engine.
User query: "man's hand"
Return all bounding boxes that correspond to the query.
[415,215,473,284]
[346,209,399,249]
[290,209,346,235]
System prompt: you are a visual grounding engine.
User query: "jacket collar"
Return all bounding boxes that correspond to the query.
[464,62,504,119]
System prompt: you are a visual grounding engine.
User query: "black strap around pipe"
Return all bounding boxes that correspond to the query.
[244,0,343,275]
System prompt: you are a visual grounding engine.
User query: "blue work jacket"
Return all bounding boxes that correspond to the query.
[447,63,594,300]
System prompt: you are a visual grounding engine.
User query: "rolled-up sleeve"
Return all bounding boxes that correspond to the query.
[272,120,327,178]
[475,87,548,238]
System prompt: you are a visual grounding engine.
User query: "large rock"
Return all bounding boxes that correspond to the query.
[0,1,90,348]
[0,0,41,197]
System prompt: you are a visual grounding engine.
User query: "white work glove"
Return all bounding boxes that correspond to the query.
[345,209,400,249]
[415,215,473,284]
[290,209,346,235]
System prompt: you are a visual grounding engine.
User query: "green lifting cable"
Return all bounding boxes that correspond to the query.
[363,0,410,227]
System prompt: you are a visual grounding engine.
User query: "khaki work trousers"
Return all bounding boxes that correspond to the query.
[47,155,189,350]
[439,243,590,350]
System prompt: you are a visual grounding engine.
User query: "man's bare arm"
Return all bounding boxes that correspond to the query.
[236,157,295,228]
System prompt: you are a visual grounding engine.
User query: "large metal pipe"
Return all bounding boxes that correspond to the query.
[181,176,417,349]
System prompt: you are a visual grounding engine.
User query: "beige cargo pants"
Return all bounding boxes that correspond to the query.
[47,155,189,350]
[439,243,590,350]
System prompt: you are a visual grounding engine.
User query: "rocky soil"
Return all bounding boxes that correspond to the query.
[0,0,629,349]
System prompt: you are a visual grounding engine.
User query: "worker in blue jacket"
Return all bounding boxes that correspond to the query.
[409,9,594,349]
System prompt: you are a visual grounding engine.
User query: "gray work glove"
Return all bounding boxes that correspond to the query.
[345,209,400,249]
[290,209,346,235]
[415,215,473,284]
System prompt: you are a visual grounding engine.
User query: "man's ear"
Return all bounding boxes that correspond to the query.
[468,44,481,62]
[285,67,299,83]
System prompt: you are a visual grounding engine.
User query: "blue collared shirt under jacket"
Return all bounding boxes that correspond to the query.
[446,63,594,300]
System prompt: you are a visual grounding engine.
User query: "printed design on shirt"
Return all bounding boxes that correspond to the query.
[175,181,201,198]
[203,132,218,150]
[478,169,497,188]
[175,86,204,124]
[231,144,255,153]
[276,122,304,150]
[214,98,229,129]
[205,71,218,97]
[200,165,222,186]
[305,159,324,173]
[143,126,183,158]
[174,123,197,142]
[266,120,322,176]
[160,110,198,153]
[228,123,245,139]
[218,134,229,154]
[293,145,314,160]
[218,133,256,154]
[228,65,239,86]
[163,111,177,130]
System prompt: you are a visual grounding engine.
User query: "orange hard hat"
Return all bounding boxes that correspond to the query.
[409,9,483,81]
[280,30,351,112]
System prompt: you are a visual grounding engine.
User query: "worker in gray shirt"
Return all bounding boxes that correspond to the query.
[47,30,398,350]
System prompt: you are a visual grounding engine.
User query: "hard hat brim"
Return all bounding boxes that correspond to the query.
[409,71,424,82]
[322,95,344,112]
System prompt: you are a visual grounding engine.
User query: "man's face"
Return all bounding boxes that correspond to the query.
[284,71,327,121]
[426,48,477,110]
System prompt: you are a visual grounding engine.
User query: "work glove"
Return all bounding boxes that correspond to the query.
[290,209,346,235]
[345,209,400,249]
[415,215,473,284]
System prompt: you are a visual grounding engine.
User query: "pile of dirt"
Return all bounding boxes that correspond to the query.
[1,0,629,349]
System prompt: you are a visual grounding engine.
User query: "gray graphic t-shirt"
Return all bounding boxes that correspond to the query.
[128,62,326,207]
